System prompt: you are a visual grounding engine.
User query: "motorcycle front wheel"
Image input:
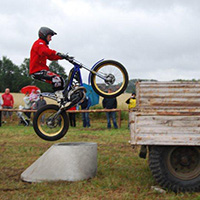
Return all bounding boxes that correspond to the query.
[33,104,69,141]
[91,60,129,98]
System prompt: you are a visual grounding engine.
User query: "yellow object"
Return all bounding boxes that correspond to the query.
[128,98,136,109]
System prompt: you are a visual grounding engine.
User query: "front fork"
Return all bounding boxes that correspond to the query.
[87,59,104,84]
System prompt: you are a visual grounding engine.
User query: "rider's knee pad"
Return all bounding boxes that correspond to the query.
[52,76,65,91]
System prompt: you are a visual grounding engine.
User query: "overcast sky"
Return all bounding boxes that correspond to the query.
[1,0,200,82]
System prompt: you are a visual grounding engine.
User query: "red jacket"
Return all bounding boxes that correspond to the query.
[29,38,62,74]
[2,93,14,107]
[69,106,76,110]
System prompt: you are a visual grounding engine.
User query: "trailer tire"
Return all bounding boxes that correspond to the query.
[149,146,200,192]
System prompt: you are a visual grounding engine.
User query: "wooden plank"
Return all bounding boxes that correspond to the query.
[138,81,200,87]
[135,115,200,133]
[140,97,200,103]
[135,127,200,135]
[129,112,136,144]
[140,93,200,98]
[131,82,200,145]
[136,81,200,109]
[136,116,200,127]
[136,115,200,121]
[130,134,200,146]
[0,108,121,113]
[138,88,200,94]
[138,98,200,107]
[135,109,200,114]
[129,111,200,145]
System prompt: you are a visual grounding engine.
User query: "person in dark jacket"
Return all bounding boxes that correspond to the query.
[102,89,118,129]
[80,96,91,128]
[35,95,47,110]
[35,95,47,124]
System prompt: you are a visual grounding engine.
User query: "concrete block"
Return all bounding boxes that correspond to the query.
[21,142,97,182]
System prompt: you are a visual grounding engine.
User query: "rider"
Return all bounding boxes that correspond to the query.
[29,27,70,101]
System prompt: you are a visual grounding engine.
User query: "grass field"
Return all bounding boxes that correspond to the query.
[0,119,200,200]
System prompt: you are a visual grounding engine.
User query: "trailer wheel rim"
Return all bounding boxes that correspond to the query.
[166,147,200,180]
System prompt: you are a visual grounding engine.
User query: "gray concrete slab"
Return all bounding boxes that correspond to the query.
[21,142,97,182]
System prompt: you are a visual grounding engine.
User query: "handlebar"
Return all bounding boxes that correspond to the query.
[65,55,74,63]
[57,52,88,70]
[63,54,83,67]
[57,52,74,63]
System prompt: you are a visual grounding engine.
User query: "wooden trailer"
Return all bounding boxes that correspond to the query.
[129,81,200,192]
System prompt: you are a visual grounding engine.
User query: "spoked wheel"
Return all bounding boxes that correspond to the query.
[91,60,129,98]
[33,104,69,141]
[149,146,200,192]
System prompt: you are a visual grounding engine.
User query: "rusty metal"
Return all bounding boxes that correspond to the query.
[130,81,200,146]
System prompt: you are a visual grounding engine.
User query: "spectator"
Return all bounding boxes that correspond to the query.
[125,92,136,110]
[23,92,32,119]
[0,95,2,109]
[35,95,47,125]
[2,88,14,122]
[80,96,91,128]
[68,106,76,127]
[125,92,136,128]
[30,89,39,110]
[102,89,118,129]
[0,95,2,122]
[35,95,47,110]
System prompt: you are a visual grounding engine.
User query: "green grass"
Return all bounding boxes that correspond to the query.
[0,119,200,200]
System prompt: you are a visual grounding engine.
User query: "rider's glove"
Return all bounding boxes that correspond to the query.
[57,52,74,62]
[56,52,67,59]
[67,55,74,62]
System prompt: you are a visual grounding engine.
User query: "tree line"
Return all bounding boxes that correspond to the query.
[0,56,68,93]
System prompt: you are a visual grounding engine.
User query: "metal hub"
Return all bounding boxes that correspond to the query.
[166,147,200,180]
[180,156,190,166]
[105,74,115,85]
[46,118,57,128]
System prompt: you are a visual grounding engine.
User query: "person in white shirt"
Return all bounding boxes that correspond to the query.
[23,92,31,118]
[0,95,2,109]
